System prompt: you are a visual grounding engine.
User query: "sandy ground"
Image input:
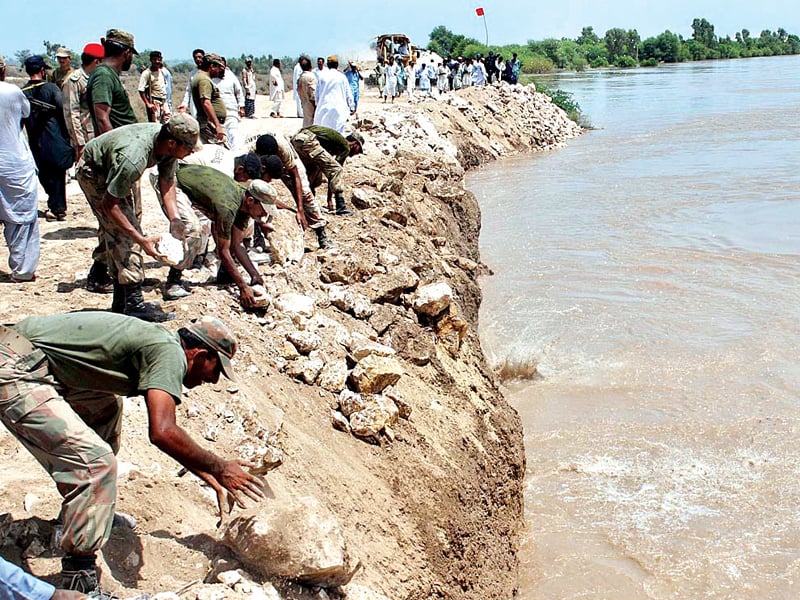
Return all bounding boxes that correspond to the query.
[0,81,575,599]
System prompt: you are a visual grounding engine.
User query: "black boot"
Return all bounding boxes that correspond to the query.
[334,194,354,216]
[111,282,125,313]
[121,283,174,322]
[61,554,99,593]
[86,261,114,294]
[163,267,191,300]
[315,226,332,249]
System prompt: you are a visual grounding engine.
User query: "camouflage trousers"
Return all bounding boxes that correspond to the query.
[0,325,120,554]
[149,172,212,269]
[78,160,146,285]
[291,129,344,197]
[279,159,326,230]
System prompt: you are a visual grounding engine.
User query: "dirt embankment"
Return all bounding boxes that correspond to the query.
[0,83,581,599]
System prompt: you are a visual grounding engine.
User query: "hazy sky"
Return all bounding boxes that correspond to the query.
[2,0,798,64]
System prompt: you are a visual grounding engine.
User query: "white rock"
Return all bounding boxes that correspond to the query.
[287,331,322,355]
[329,286,356,313]
[318,360,349,393]
[412,282,452,317]
[156,232,184,267]
[287,356,324,385]
[223,496,358,588]
[275,293,315,320]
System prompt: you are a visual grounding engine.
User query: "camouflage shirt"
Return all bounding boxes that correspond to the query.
[176,164,250,240]
[82,123,177,198]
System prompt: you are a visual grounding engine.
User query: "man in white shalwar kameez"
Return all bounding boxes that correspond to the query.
[313,56,354,134]
[213,63,245,152]
[292,59,303,118]
[0,55,39,282]
[269,59,285,117]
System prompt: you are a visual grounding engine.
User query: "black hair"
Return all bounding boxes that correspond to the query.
[261,155,284,179]
[299,56,312,71]
[102,40,128,58]
[80,53,97,67]
[255,134,278,157]
[235,152,263,179]
[273,58,281,67]
[193,48,205,57]
[178,328,219,363]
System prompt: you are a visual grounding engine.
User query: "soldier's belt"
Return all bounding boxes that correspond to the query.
[0,324,47,373]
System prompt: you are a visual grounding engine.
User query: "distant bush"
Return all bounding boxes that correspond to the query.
[614,55,638,68]
[527,54,555,73]
[640,57,659,67]
[590,56,609,68]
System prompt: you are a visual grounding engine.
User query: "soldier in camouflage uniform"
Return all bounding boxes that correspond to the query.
[77,114,201,322]
[289,126,363,215]
[0,313,264,594]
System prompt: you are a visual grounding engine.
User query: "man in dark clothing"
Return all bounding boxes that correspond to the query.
[21,55,73,222]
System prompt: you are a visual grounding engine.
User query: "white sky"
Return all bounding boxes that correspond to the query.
[2,0,798,63]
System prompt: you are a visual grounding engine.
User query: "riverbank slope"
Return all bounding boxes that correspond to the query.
[0,82,580,600]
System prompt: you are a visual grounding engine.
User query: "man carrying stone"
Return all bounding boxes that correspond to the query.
[192,53,228,147]
[85,28,140,294]
[252,133,331,249]
[0,312,264,593]
[77,115,200,322]
[174,165,278,307]
[290,125,363,216]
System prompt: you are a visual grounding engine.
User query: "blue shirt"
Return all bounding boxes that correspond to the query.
[0,557,55,600]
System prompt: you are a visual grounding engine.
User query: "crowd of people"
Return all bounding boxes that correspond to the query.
[0,28,371,600]
[0,32,366,314]
[375,51,521,102]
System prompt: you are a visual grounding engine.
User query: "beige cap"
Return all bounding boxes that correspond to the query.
[105,28,138,54]
[55,47,71,58]
[247,180,278,217]
[163,113,201,151]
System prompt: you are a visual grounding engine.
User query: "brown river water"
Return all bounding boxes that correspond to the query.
[468,55,800,599]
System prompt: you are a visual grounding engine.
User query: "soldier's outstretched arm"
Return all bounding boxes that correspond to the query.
[144,389,264,511]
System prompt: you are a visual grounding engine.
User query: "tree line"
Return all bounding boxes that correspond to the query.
[428,18,800,73]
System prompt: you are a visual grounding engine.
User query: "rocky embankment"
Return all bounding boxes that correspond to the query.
[0,82,581,600]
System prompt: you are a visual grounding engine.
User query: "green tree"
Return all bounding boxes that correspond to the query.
[691,18,717,48]
[14,49,32,66]
[577,26,600,45]
[604,28,639,63]
[641,30,683,63]
[429,25,479,58]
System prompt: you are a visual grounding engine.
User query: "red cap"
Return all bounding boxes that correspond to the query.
[83,43,105,59]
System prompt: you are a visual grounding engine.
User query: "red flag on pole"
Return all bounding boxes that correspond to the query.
[476,7,485,16]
